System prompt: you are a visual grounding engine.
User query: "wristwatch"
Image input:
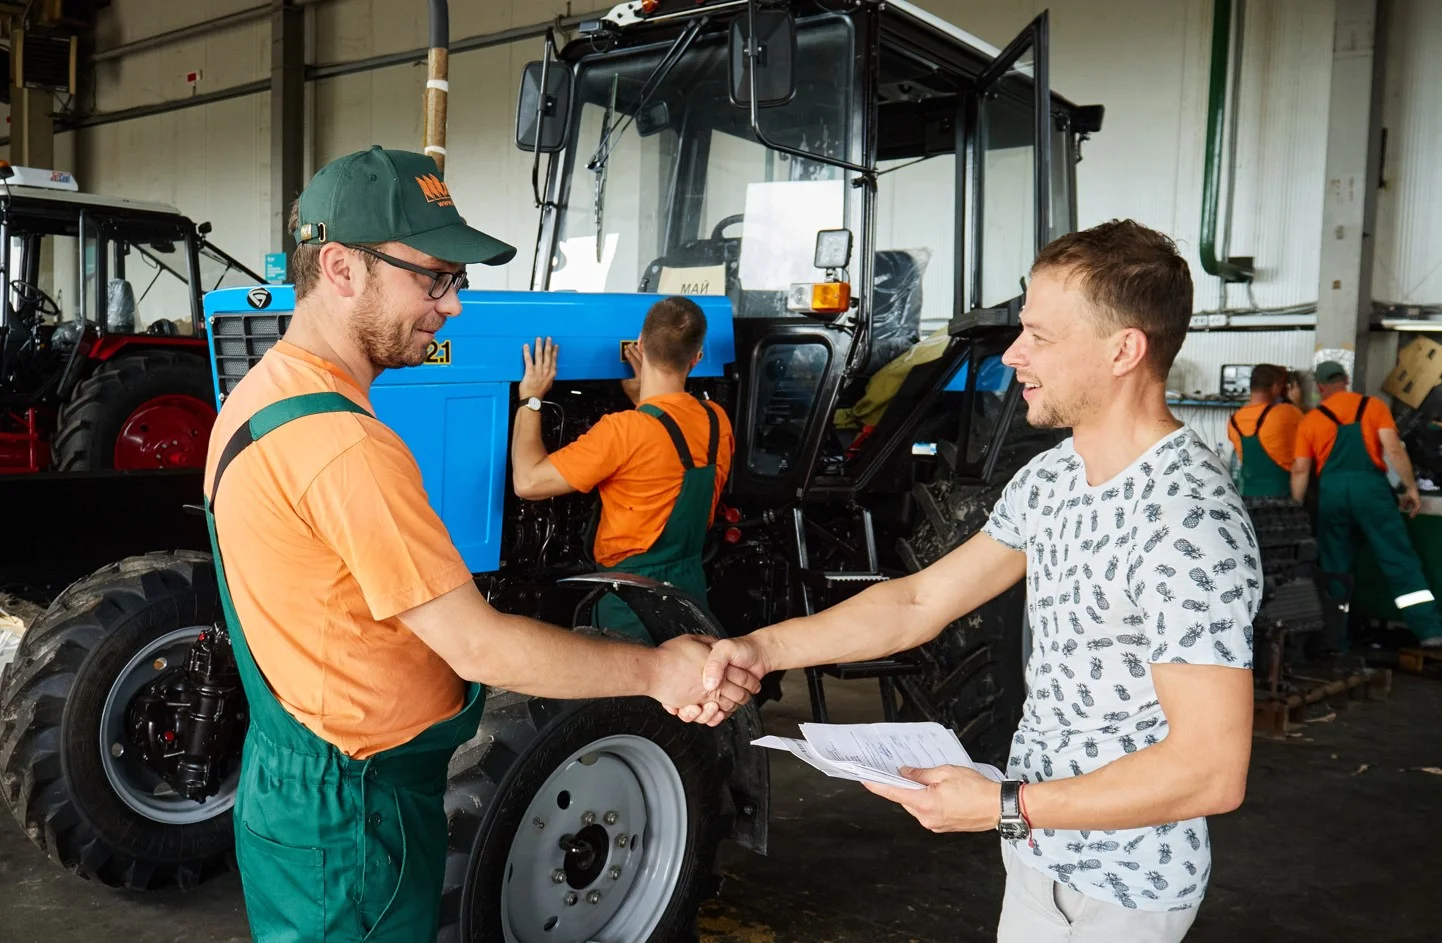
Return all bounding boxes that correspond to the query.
[521,396,542,412]
[998,780,1030,841]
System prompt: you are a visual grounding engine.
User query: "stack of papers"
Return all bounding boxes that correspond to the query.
[753,722,1005,790]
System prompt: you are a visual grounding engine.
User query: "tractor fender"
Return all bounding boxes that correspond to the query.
[560,572,770,855]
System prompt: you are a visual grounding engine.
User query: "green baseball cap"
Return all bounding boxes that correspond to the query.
[294,145,516,266]
[1315,360,1348,383]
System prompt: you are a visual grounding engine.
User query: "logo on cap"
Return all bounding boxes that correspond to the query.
[416,174,453,207]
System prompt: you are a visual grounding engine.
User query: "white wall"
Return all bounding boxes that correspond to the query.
[27,0,1440,312]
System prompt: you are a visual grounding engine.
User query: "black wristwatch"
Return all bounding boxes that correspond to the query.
[998,780,1030,841]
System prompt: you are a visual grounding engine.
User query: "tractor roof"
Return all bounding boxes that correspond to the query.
[2,184,184,219]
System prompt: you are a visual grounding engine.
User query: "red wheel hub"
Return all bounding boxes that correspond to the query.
[114,395,217,470]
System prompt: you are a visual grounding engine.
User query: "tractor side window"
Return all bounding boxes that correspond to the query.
[747,340,832,476]
[99,221,193,335]
[46,235,82,325]
[963,39,1046,310]
[872,155,955,367]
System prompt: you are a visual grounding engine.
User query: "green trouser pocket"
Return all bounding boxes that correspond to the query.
[237,820,326,943]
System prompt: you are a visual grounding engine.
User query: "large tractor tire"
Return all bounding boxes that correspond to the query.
[893,425,1057,766]
[0,551,238,890]
[51,350,216,472]
[439,694,730,943]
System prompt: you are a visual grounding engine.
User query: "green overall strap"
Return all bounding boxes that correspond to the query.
[1316,396,1377,478]
[1230,403,1290,497]
[205,392,373,734]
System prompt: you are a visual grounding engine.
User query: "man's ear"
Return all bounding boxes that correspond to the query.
[318,243,363,298]
[691,349,703,368]
[1112,327,1150,377]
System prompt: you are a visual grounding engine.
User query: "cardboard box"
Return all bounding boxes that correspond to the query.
[1384,336,1442,409]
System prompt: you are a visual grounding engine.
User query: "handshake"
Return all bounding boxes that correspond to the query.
[647,634,774,726]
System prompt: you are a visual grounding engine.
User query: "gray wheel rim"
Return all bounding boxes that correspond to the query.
[500,734,688,943]
[98,626,239,825]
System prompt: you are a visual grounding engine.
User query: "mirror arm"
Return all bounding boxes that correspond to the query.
[530,27,559,208]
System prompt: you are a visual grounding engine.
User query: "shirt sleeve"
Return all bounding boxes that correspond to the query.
[297,433,472,622]
[1293,415,1319,462]
[1367,396,1397,433]
[981,462,1036,551]
[1131,494,1260,670]
[548,413,629,494]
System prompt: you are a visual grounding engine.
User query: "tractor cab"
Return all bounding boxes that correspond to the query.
[0,165,262,473]
[519,0,1101,503]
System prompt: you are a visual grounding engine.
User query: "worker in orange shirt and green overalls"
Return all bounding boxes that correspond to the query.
[1227,363,1303,498]
[1291,360,1442,650]
[510,297,735,640]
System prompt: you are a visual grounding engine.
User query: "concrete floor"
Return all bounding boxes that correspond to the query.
[2,672,1440,942]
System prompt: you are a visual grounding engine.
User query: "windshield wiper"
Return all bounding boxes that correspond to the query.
[586,16,707,262]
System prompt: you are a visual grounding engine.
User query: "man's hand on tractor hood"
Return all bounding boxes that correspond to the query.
[520,337,558,400]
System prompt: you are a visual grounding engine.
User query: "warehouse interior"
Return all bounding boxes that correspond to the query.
[1,1,1440,941]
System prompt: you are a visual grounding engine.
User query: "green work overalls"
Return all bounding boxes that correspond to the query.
[1315,395,1442,645]
[205,393,486,942]
[594,399,721,641]
[1230,402,1292,498]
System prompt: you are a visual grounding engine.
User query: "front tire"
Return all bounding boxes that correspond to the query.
[0,551,236,889]
[439,695,729,943]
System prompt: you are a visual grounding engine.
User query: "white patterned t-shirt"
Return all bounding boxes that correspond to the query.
[981,426,1260,912]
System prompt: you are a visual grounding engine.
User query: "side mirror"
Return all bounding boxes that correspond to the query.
[198,221,213,236]
[729,9,796,108]
[515,59,573,154]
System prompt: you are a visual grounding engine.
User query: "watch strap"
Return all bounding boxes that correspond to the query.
[1000,780,1022,821]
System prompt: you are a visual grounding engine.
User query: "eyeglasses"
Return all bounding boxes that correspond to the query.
[344,244,469,299]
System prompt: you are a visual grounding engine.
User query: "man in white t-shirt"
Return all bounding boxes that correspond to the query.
[693,219,1260,941]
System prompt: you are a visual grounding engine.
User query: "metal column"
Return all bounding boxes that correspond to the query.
[1314,0,1389,387]
[270,0,306,268]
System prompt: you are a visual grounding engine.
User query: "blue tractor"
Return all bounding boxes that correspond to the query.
[0,2,1102,939]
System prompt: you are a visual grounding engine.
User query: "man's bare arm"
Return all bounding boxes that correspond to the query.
[511,407,577,499]
[398,581,758,712]
[1290,457,1311,504]
[749,532,1027,672]
[1022,663,1252,829]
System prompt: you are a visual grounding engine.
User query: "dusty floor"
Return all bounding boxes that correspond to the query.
[2,671,1440,942]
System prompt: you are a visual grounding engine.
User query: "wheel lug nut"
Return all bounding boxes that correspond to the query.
[552,869,566,884]
[153,658,168,671]
[610,866,622,880]
[564,892,578,906]
[581,811,596,826]
[616,835,629,848]
[110,742,124,758]
[586,891,601,905]
[604,811,618,825]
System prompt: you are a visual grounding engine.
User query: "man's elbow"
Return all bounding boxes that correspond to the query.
[513,468,544,501]
[1209,776,1247,815]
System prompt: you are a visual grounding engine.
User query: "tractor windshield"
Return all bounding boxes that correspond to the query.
[546,14,855,318]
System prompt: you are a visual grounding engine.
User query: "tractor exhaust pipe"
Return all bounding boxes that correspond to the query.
[424,0,449,172]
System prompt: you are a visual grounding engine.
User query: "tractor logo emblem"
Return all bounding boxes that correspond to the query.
[246,287,272,309]
[415,174,453,207]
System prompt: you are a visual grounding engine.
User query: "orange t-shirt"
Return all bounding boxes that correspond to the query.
[1294,391,1395,473]
[1227,402,1303,471]
[204,341,472,759]
[548,393,735,567]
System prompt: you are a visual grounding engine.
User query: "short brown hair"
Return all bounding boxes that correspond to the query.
[1032,219,1193,379]
[1249,363,1287,392]
[641,297,707,373]
[288,199,376,301]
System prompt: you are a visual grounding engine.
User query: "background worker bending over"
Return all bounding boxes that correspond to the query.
[511,297,734,638]
[1292,360,1442,649]
[1227,363,1303,498]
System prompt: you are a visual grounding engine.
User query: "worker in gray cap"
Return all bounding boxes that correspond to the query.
[1292,360,1442,649]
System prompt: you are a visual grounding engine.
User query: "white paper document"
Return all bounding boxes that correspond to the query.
[753,722,1005,791]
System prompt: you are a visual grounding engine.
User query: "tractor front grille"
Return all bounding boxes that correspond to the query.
[212,312,292,398]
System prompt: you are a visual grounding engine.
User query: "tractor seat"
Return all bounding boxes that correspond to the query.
[106,279,137,333]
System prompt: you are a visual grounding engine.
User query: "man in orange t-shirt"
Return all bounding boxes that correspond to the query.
[512,297,734,639]
[1292,360,1441,649]
[1226,363,1303,498]
[207,148,756,942]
